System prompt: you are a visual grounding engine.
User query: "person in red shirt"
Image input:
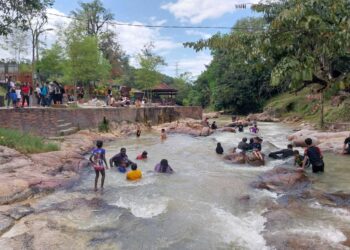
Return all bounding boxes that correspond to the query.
[21,82,30,107]
[136,151,148,160]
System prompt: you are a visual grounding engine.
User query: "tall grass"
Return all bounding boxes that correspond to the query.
[0,128,60,154]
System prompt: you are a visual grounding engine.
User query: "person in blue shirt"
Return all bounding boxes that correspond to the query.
[40,82,49,106]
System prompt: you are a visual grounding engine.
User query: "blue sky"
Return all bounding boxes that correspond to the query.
[51,0,260,77]
[1,0,260,78]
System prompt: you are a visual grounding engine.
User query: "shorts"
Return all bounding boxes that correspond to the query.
[93,164,105,171]
[118,166,126,173]
[312,162,324,173]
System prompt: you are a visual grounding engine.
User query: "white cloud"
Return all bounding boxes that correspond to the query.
[162,0,259,24]
[161,52,212,77]
[185,30,212,39]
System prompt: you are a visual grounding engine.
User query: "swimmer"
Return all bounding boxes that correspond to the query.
[161,129,167,140]
[110,148,134,173]
[126,163,142,181]
[136,125,141,137]
[211,121,218,130]
[237,122,244,132]
[216,143,224,154]
[302,138,324,173]
[155,159,174,173]
[136,151,148,160]
[89,140,109,191]
[269,144,294,159]
[249,124,259,134]
[343,134,350,155]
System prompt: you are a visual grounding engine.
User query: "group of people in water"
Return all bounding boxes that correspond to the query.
[89,129,172,191]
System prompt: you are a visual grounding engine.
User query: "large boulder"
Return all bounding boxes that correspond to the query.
[288,129,349,152]
[247,112,280,122]
[203,112,220,119]
[251,167,310,193]
[161,119,214,137]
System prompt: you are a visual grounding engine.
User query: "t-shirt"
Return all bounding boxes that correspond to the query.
[238,125,244,132]
[126,170,142,180]
[250,127,259,133]
[238,141,249,151]
[216,146,224,154]
[35,87,41,95]
[305,146,323,166]
[154,163,173,173]
[345,137,350,152]
[91,148,106,168]
[15,89,21,99]
[21,86,30,95]
[136,155,146,160]
[41,86,48,96]
[252,142,262,151]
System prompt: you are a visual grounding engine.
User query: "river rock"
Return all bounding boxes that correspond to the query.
[203,112,220,119]
[288,129,350,152]
[218,127,236,133]
[247,112,280,122]
[161,119,214,137]
[251,167,310,193]
[0,214,14,236]
[6,204,34,220]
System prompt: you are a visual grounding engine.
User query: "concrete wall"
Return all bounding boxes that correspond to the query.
[0,106,202,136]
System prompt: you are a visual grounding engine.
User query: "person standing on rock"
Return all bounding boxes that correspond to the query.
[237,122,244,132]
[302,138,324,173]
[90,140,109,191]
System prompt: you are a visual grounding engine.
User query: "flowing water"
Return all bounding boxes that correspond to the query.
[3,120,350,249]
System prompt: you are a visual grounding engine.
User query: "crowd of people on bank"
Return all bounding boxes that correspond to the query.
[4,77,65,108]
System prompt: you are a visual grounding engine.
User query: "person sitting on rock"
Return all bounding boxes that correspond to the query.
[238,137,250,151]
[203,117,210,127]
[110,148,134,173]
[126,163,142,181]
[249,124,259,134]
[155,159,174,173]
[252,137,264,161]
[211,121,218,130]
[302,138,324,173]
[216,143,224,154]
[343,134,350,155]
[269,144,294,159]
[136,151,148,160]
[161,129,167,140]
[90,140,109,191]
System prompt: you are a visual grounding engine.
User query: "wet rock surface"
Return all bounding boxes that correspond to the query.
[5,204,34,220]
[160,119,214,136]
[0,214,14,236]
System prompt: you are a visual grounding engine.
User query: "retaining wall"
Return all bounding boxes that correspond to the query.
[0,106,202,136]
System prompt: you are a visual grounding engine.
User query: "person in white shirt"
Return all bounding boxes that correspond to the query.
[15,85,21,107]
[35,84,41,105]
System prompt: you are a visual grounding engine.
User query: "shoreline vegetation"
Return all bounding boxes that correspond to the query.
[0,128,59,154]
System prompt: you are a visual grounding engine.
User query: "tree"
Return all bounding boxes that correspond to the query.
[0,0,53,36]
[36,43,65,81]
[71,0,113,36]
[172,72,193,105]
[0,28,30,62]
[66,35,111,96]
[257,0,350,127]
[135,43,167,103]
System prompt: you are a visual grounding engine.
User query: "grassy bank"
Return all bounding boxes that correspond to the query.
[0,128,60,154]
[265,88,350,124]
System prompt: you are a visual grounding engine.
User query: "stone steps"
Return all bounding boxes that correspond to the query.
[58,127,79,136]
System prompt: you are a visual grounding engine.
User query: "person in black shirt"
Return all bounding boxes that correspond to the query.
[269,144,294,159]
[238,138,249,151]
[343,136,350,155]
[211,121,218,130]
[216,143,224,154]
[237,122,244,132]
[302,138,324,173]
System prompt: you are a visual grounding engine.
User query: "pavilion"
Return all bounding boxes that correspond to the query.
[145,83,178,105]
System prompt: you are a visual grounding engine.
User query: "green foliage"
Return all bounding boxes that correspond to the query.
[66,36,111,84]
[0,128,59,154]
[0,0,53,36]
[135,43,166,95]
[98,117,110,133]
[37,43,65,81]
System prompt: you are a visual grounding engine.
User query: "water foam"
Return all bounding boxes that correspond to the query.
[289,226,346,244]
[210,206,269,250]
[310,202,350,221]
[115,196,169,218]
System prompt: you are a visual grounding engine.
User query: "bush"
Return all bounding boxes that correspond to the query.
[98,117,110,132]
[0,128,60,154]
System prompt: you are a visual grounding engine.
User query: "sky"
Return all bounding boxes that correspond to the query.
[1,0,260,78]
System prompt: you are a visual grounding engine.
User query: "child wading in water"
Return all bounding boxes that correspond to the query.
[90,140,108,191]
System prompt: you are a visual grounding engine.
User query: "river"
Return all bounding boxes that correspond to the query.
[2,120,350,249]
